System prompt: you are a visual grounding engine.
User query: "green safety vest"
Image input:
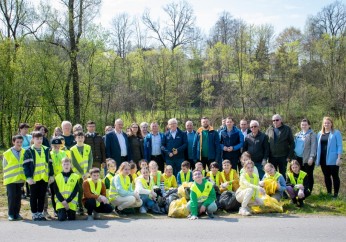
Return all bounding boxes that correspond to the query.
[245,173,259,200]
[190,181,213,203]
[88,178,102,207]
[50,150,67,176]
[103,172,115,198]
[70,145,91,178]
[3,149,26,185]
[55,173,79,211]
[220,169,235,191]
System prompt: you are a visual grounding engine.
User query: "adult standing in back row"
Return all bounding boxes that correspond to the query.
[84,120,106,169]
[266,114,295,177]
[162,118,187,176]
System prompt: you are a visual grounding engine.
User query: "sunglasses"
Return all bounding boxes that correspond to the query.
[272,119,280,122]
[250,126,258,128]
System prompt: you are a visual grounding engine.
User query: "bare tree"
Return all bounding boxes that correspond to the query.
[208,11,235,46]
[111,13,133,58]
[142,0,196,50]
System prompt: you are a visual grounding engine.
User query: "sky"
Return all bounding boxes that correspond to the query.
[92,0,339,36]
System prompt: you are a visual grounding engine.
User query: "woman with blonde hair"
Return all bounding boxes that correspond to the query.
[316,117,343,198]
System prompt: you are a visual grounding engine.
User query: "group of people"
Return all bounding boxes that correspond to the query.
[2,114,343,221]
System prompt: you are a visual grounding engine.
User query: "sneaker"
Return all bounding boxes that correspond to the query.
[139,207,147,214]
[86,215,94,221]
[8,215,15,221]
[38,213,47,221]
[239,207,251,216]
[43,211,51,219]
[297,200,304,208]
[16,214,24,220]
[78,208,85,216]
[93,212,101,219]
[32,213,40,221]
[206,212,215,219]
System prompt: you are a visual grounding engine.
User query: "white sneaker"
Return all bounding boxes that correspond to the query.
[86,215,94,221]
[93,212,101,219]
[239,207,251,216]
[139,207,147,214]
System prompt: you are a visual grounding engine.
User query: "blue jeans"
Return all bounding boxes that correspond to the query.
[140,194,155,210]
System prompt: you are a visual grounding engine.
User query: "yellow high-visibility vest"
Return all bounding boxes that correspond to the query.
[245,173,259,200]
[180,170,191,183]
[55,173,79,211]
[50,150,67,176]
[220,169,235,191]
[190,181,213,203]
[3,148,26,185]
[70,145,91,178]
[88,178,102,207]
[208,171,220,186]
[109,174,131,202]
[287,171,307,190]
[32,146,48,182]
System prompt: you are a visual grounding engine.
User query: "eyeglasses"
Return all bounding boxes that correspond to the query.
[132,126,138,128]
[250,126,258,128]
[272,119,280,122]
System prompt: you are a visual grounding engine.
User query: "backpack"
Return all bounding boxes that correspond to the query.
[219,191,241,212]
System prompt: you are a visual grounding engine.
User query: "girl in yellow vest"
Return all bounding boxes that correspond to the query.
[162,165,178,190]
[206,162,221,187]
[286,160,311,207]
[103,158,117,198]
[70,131,93,215]
[177,161,193,185]
[50,137,68,216]
[23,131,54,221]
[149,160,165,187]
[195,162,206,177]
[135,168,162,214]
[3,135,26,221]
[109,162,143,214]
[188,169,217,220]
[259,163,286,201]
[136,159,148,176]
[220,159,239,193]
[83,167,114,220]
[53,157,79,221]
[236,160,265,216]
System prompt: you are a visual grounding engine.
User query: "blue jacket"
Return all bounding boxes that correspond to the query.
[219,126,244,160]
[193,127,221,162]
[162,128,187,161]
[316,129,343,166]
[105,131,132,165]
[143,132,165,161]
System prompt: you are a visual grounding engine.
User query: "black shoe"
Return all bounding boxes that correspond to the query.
[297,199,304,207]
[290,198,297,205]
[206,212,215,219]
[78,208,85,216]
[16,214,24,220]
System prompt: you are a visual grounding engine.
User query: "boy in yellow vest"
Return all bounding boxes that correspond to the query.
[83,168,113,220]
[53,157,79,221]
[219,159,239,193]
[187,169,217,220]
[23,131,54,221]
[3,135,26,221]
[104,158,117,198]
[50,137,68,216]
[177,160,193,185]
[206,162,221,187]
[195,162,206,177]
[70,131,93,215]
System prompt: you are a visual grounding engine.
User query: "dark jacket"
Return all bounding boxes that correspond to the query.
[162,128,187,161]
[185,130,196,160]
[128,135,144,163]
[84,133,106,166]
[193,127,221,162]
[266,124,295,159]
[105,131,132,166]
[243,131,269,163]
[219,126,244,160]
[23,146,54,179]
[62,134,76,150]
[144,132,165,161]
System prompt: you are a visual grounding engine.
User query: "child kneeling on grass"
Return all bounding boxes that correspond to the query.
[53,158,79,221]
[187,169,217,220]
[286,160,311,207]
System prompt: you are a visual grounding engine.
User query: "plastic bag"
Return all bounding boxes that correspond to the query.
[263,179,278,195]
[219,191,241,211]
[168,197,189,218]
[177,182,193,200]
[251,195,283,214]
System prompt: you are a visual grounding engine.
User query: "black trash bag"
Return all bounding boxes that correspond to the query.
[218,191,241,212]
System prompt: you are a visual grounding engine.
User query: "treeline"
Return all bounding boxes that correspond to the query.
[0,0,345,147]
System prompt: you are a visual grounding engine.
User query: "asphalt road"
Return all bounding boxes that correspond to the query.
[2,215,346,241]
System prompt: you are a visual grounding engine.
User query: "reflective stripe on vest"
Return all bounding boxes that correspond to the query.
[108,174,131,202]
[190,181,213,203]
[33,146,48,182]
[245,173,259,200]
[55,173,79,211]
[88,178,102,207]
[287,171,307,188]
[180,170,191,183]
[3,149,26,185]
[208,171,220,186]
[50,150,67,176]
[220,170,235,191]
[70,145,91,177]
